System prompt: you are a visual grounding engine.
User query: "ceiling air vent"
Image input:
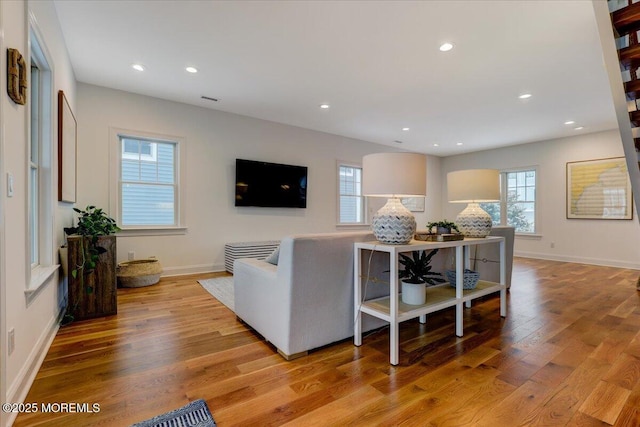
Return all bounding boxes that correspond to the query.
[201,96,219,102]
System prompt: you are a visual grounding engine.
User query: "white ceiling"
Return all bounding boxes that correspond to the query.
[53,0,618,156]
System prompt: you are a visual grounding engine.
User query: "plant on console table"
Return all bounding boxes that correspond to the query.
[62,206,120,324]
[426,220,460,235]
[398,249,446,305]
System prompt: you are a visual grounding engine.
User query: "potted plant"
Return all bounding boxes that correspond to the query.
[62,205,120,324]
[426,220,460,235]
[398,249,446,305]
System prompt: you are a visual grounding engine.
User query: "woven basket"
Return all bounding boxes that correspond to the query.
[445,269,479,290]
[117,259,162,288]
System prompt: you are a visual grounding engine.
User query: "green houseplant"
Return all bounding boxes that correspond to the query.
[62,206,120,324]
[426,220,460,234]
[398,249,446,305]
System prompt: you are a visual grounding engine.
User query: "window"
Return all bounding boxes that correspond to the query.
[30,61,40,265]
[28,24,55,290]
[110,129,185,233]
[119,136,178,227]
[481,168,537,234]
[338,164,365,224]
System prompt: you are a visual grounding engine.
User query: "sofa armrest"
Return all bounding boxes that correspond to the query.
[233,258,292,352]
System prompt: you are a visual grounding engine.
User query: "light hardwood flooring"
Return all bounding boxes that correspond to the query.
[13,258,640,426]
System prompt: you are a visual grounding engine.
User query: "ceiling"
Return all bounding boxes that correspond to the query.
[53,0,618,157]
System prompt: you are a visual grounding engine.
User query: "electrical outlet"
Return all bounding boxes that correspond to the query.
[8,328,15,355]
[128,251,135,261]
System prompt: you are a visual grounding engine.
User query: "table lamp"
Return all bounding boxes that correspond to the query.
[362,152,427,244]
[447,169,500,238]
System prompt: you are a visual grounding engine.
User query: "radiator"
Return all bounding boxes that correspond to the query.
[224,240,280,273]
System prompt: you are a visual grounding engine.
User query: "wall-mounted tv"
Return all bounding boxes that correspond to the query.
[235,159,308,208]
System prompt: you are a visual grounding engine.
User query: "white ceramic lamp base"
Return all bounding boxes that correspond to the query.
[456,202,492,238]
[371,198,416,244]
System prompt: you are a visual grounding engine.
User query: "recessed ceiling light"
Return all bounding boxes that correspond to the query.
[319,104,330,109]
[456,142,463,146]
[186,67,198,73]
[518,93,532,99]
[132,64,145,72]
[439,42,454,52]
[433,143,440,147]
[402,127,410,131]
[564,120,575,125]
[574,126,584,130]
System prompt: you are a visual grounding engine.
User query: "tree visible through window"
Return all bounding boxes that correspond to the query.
[481,169,536,233]
[120,136,177,226]
[339,164,365,224]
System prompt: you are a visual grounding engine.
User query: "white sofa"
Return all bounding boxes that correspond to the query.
[233,231,389,359]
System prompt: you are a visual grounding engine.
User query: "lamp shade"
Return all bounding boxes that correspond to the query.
[362,153,427,197]
[447,169,500,203]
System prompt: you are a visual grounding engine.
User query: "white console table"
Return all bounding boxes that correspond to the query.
[354,237,506,365]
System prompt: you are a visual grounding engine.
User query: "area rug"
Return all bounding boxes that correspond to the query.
[198,276,234,311]
[130,399,216,427]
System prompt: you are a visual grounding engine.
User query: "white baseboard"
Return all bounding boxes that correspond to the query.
[515,251,640,270]
[160,263,226,277]
[6,311,61,426]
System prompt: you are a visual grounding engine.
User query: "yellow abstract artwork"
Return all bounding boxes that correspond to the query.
[566,157,632,219]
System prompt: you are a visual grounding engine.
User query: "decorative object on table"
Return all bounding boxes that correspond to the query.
[448,169,500,238]
[426,219,460,235]
[362,152,427,244]
[130,399,217,427]
[7,48,27,105]
[398,249,446,305]
[62,205,120,323]
[117,258,162,287]
[445,268,480,290]
[566,157,633,220]
[417,233,464,242]
[58,90,77,202]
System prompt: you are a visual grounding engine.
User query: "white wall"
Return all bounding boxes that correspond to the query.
[442,129,640,269]
[1,1,76,425]
[76,83,442,274]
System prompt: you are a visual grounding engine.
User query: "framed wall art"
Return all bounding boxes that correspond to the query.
[58,90,77,202]
[566,157,633,220]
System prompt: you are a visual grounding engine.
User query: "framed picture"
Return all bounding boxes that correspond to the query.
[401,197,425,212]
[58,90,77,202]
[566,157,633,220]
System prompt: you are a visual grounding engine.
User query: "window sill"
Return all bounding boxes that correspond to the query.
[117,226,188,237]
[26,264,59,296]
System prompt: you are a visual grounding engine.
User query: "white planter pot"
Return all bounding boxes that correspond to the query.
[401,280,426,305]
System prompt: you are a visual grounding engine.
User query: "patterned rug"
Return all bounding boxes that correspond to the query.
[198,276,234,311]
[130,399,216,427]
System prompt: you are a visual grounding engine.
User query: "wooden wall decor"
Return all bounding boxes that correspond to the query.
[7,48,27,105]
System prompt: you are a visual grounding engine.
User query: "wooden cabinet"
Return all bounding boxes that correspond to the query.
[66,235,117,321]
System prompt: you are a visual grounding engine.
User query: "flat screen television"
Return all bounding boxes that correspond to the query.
[235,159,308,208]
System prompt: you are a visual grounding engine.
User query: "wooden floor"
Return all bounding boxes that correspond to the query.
[14,258,640,426]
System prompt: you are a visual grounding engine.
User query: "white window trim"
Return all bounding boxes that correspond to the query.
[501,166,539,236]
[109,127,187,235]
[27,17,57,293]
[337,161,368,226]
